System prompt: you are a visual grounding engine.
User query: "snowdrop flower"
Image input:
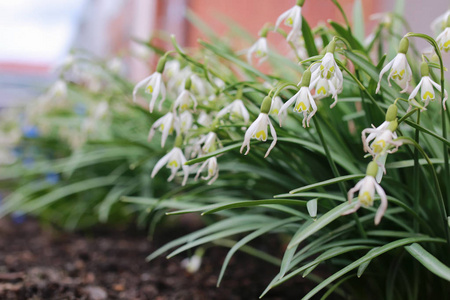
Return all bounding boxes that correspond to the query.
[195,157,219,185]
[361,105,397,153]
[197,111,213,127]
[151,136,189,185]
[133,56,167,113]
[217,99,250,123]
[49,80,68,101]
[181,248,204,273]
[270,96,284,117]
[240,96,277,158]
[173,77,198,112]
[279,70,317,127]
[431,10,450,34]
[436,20,450,52]
[200,132,221,154]
[343,162,388,225]
[408,61,448,111]
[376,37,412,94]
[247,37,268,65]
[364,120,402,158]
[274,0,305,42]
[309,41,343,107]
[148,112,178,148]
[179,111,194,134]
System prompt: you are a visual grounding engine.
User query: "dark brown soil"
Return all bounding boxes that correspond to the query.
[0,217,318,300]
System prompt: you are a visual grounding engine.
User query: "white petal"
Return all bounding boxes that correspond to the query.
[132,74,152,102]
[376,59,394,94]
[151,150,172,178]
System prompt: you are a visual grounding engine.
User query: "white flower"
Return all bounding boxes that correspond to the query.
[367,129,402,158]
[151,147,189,185]
[49,80,68,101]
[278,86,317,127]
[270,96,285,118]
[310,52,343,84]
[310,77,339,108]
[408,76,448,111]
[275,4,302,42]
[217,99,250,123]
[431,10,450,33]
[148,112,178,148]
[194,156,219,185]
[376,53,412,94]
[361,122,391,154]
[197,111,213,127]
[240,113,277,158]
[309,51,343,108]
[179,111,194,134]
[343,174,388,225]
[133,72,166,113]
[247,37,268,65]
[173,89,198,112]
[436,27,450,52]
[200,132,221,154]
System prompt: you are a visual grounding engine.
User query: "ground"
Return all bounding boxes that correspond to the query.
[0,217,318,300]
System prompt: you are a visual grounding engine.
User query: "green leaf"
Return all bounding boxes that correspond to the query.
[288,202,358,249]
[301,236,446,300]
[357,247,379,277]
[352,0,365,44]
[185,142,241,165]
[290,174,364,194]
[301,17,318,57]
[202,199,307,215]
[405,243,450,281]
[329,21,364,51]
[217,217,299,287]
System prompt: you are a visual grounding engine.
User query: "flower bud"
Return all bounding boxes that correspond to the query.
[296,0,305,6]
[385,104,398,122]
[366,161,378,177]
[387,119,398,132]
[299,70,312,87]
[260,96,272,114]
[156,56,167,73]
[398,37,409,54]
[420,61,429,77]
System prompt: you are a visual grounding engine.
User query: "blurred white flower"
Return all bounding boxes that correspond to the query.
[436,27,450,52]
[151,146,189,185]
[173,89,198,112]
[148,112,178,148]
[217,99,250,123]
[247,37,268,65]
[275,3,303,41]
[195,156,219,185]
[133,71,166,113]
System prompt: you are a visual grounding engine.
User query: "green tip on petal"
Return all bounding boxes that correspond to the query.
[299,70,312,87]
[366,161,378,177]
[387,119,398,132]
[297,0,305,6]
[260,96,272,114]
[385,104,398,122]
[156,55,167,73]
[398,37,409,54]
[446,14,450,28]
[420,61,429,77]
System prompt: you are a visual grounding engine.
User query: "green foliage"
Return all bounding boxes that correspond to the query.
[1,1,450,299]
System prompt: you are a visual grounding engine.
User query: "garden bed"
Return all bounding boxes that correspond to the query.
[0,218,318,299]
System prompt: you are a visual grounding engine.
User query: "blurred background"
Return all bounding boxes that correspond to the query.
[0,0,448,108]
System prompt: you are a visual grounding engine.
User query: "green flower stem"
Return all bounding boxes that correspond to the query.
[313,117,367,239]
[413,111,420,232]
[405,32,450,210]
